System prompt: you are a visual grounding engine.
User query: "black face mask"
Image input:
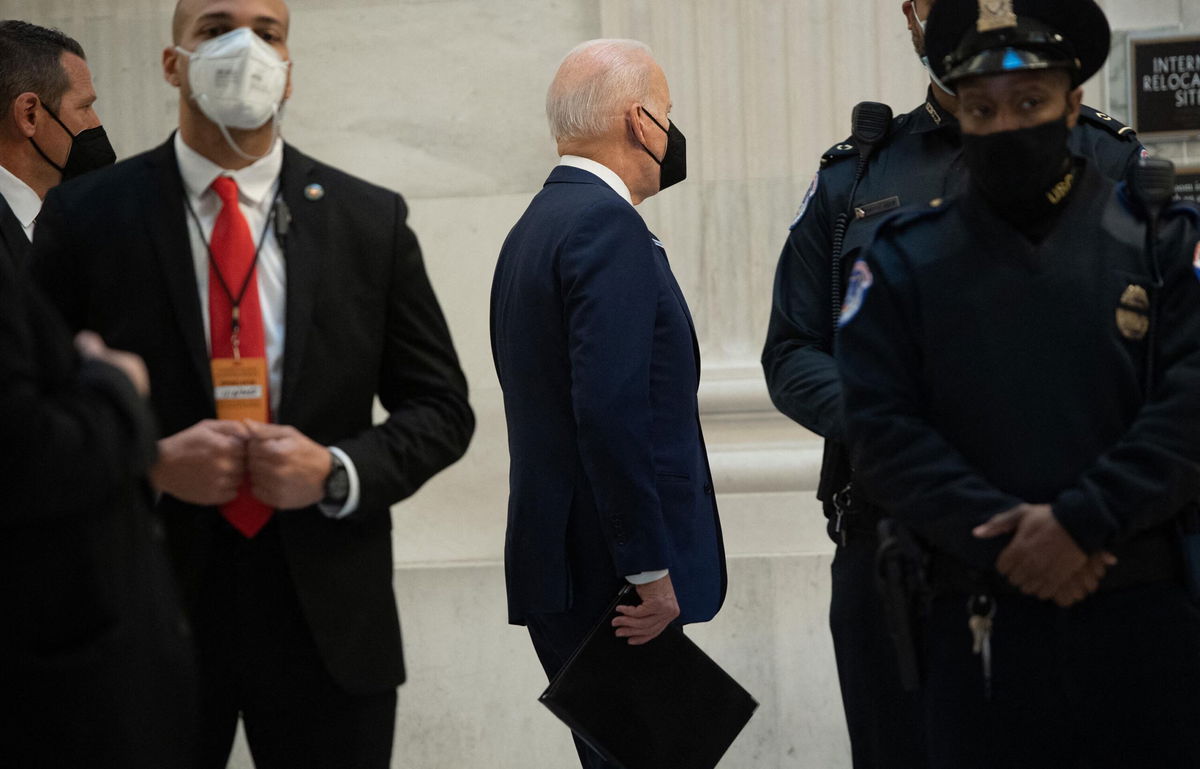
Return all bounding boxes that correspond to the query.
[637,106,686,192]
[961,117,1074,223]
[29,102,117,182]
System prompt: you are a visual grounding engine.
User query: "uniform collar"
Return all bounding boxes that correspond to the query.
[174,131,283,207]
[911,87,960,135]
[0,163,42,239]
[557,155,633,205]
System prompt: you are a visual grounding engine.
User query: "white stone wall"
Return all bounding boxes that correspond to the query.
[5,0,1196,766]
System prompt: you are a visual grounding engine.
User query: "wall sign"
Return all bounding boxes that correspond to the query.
[1129,33,1200,139]
[1176,166,1200,202]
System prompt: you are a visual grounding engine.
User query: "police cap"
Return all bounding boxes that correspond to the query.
[924,0,1110,89]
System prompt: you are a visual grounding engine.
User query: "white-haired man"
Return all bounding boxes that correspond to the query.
[490,39,727,769]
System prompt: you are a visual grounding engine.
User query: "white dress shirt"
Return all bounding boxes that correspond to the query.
[557,154,634,206]
[555,154,668,587]
[0,163,43,242]
[174,133,359,518]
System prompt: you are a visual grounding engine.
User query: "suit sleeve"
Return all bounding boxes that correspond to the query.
[0,258,156,523]
[1051,213,1200,551]
[761,168,847,441]
[28,187,87,332]
[559,199,672,576]
[837,239,1021,570]
[332,194,475,515]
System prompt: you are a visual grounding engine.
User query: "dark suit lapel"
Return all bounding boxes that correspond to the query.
[140,138,212,396]
[277,145,320,423]
[0,194,31,271]
[651,236,702,378]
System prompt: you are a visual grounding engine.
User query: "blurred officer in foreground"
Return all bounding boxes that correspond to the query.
[837,0,1200,767]
[759,0,1144,765]
[0,19,195,769]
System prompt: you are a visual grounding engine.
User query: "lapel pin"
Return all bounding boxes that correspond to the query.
[304,183,325,201]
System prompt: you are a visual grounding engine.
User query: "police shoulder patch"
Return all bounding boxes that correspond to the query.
[1078,106,1139,142]
[789,171,821,230]
[837,259,874,327]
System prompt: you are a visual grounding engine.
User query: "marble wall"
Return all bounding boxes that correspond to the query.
[5,0,1197,766]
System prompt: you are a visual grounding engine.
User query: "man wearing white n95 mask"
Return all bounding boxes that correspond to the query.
[31,1,475,767]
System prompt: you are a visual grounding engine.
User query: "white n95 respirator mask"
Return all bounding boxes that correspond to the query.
[177,27,290,131]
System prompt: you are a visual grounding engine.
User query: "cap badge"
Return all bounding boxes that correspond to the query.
[977,0,1018,33]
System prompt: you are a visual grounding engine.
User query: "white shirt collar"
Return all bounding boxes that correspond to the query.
[174,132,283,207]
[557,155,633,205]
[0,163,43,240]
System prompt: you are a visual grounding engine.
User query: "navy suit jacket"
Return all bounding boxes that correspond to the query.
[491,165,726,625]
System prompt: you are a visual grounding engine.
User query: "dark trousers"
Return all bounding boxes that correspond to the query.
[923,582,1200,769]
[829,532,927,769]
[525,568,625,769]
[194,520,397,769]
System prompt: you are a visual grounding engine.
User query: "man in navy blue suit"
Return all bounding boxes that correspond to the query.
[490,38,727,769]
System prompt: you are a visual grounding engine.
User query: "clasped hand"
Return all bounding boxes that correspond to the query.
[151,419,331,509]
[973,503,1116,608]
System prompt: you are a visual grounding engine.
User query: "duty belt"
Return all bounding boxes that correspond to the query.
[828,481,886,546]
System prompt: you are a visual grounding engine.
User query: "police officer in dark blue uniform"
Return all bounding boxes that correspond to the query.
[837,1,1200,767]
[760,1,1145,767]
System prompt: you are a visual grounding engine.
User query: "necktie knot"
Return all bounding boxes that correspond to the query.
[211,176,240,207]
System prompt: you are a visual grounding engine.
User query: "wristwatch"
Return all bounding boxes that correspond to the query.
[322,451,349,507]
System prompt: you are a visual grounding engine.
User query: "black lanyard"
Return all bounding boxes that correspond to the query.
[183,184,279,357]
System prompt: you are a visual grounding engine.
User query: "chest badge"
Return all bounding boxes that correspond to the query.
[1116,284,1150,341]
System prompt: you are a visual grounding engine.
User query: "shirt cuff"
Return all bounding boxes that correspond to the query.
[625,569,669,585]
[318,446,361,520]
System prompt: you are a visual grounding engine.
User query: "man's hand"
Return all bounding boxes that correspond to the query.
[1049,552,1118,608]
[244,421,332,510]
[612,573,680,646]
[151,420,250,505]
[75,330,150,397]
[974,503,1103,601]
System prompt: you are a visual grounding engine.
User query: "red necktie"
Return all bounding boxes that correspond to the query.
[209,176,273,537]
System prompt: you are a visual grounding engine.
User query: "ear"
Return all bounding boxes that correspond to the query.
[1064,86,1083,129]
[901,0,917,29]
[162,46,183,88]
[11,93,40,139]
[283,61,294,103]
[626,102,649,148]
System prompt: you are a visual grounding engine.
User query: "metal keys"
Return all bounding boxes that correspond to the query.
[967,594,996,700]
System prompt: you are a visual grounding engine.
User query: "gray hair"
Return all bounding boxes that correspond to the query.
[546,39,655,142]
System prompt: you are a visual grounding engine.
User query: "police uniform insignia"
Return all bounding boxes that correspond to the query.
[790,172,820,230]
[837,259,873,327]
[977,0,1017,32]
[1116,284,1150,340]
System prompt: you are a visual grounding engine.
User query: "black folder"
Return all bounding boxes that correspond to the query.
[538,586,759,769]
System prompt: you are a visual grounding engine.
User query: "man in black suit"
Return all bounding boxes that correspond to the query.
[32,1,475,767]
[0,20,195,769]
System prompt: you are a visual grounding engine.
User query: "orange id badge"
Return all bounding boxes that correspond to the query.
[211,357,269,422]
